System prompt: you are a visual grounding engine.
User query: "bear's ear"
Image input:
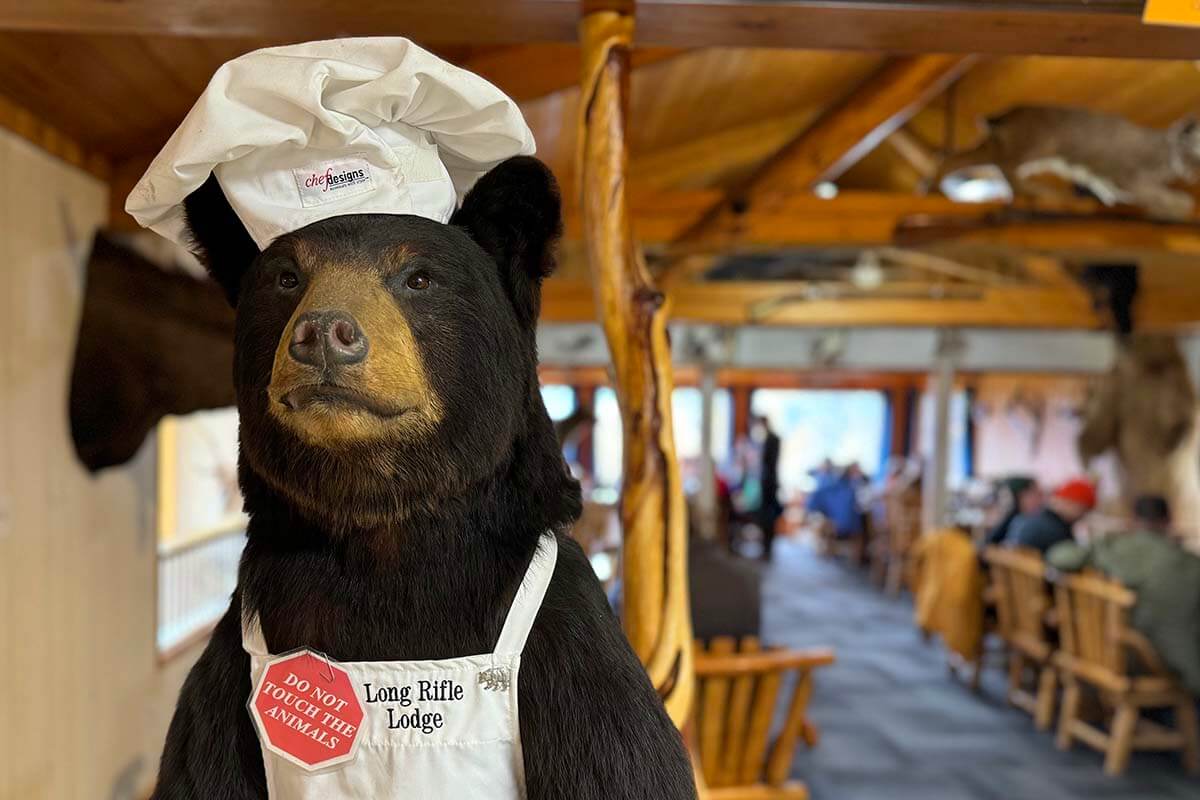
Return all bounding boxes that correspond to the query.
[451,157,562,328]
[182,174,260,307]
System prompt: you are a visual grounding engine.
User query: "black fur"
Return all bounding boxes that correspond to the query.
[152,157,696,799]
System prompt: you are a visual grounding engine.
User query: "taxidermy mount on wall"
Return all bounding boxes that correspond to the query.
[933,106,1200,220]
[69,234,234,471]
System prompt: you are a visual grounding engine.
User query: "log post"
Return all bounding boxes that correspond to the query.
[578,5,694,727]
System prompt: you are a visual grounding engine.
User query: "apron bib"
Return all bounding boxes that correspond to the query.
[243,535,558,799]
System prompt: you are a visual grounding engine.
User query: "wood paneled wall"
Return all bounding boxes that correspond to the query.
[0,129,198,800]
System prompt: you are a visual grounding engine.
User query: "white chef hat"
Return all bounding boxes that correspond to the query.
[126,37,535,250]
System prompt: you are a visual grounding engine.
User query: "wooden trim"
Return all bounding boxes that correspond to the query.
[6,2,1200,59]
[889,384,912,457]
[156,417,178,547]
[0,91,109,180]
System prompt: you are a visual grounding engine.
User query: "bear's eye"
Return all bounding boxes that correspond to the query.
[278,271,299,290]
[405,272,432,291]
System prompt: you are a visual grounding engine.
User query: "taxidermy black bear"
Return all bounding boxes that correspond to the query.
[149,157,696,799]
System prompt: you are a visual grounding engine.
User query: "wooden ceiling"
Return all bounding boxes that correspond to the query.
[4,0,1200,330]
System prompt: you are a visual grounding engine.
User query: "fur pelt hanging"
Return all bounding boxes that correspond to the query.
[1078,333,1200,550]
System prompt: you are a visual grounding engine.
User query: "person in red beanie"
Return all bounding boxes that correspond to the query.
[1006,477,1097,554]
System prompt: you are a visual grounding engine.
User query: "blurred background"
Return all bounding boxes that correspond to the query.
[5,2,1200,798]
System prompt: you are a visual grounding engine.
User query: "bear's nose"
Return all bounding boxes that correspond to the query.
[289,310,368,368]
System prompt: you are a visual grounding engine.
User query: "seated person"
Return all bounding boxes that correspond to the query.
[806,466,864,540]
[984,475,1042,547]
[1006,477,1095,554]
[1048,496,1200,695]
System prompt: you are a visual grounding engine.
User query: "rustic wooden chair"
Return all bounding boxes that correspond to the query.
[1052,570,1200,776]
[982,546,1058,729]
[879,489,921,595]
[693,636,836,800]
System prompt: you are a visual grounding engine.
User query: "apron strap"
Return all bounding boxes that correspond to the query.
[241,610,270,658]
[494,534,558,657]
[240,534,559,659]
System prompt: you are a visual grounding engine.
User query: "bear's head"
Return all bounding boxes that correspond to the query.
[183,157,579,532]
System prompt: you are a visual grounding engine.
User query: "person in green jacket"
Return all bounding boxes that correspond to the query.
[1048,495,1200,696]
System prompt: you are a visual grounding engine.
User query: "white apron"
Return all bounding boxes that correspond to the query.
[243,535,558,799]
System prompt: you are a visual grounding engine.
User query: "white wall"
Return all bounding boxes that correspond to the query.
[538,322,1120,374]
[0,131,199,800]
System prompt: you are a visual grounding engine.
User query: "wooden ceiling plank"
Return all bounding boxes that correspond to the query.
[2,2,1198,59]
[0,33,133,145]
[464,43,681,102]
[0,91,109,179]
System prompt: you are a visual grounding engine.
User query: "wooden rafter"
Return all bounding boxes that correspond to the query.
[577,6,693,727]
[665,55,975,275]
[544,279,1104,328]
[543,277,1200,330]
[4,1,1200,59]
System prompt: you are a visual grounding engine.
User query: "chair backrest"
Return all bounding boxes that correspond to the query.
[983,546,1053,660]
[693,636,835,790]
[887,489,922,554]
[1052,570,1135,683]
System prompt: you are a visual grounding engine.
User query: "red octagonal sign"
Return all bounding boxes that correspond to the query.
[249,650,364,771]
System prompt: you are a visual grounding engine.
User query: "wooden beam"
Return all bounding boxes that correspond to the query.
[0,91,108,179]
[585,190,1200,254]
[895,215,1200,254]
[542,279,1105,328]
[667,55,975,267]
[4,2,1200,59]
[887,127,938,182]
[740,56,975,204]
[464,43,682,103]
[577,6,693,727]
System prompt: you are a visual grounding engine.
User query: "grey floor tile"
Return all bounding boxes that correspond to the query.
[754,540,1198,800]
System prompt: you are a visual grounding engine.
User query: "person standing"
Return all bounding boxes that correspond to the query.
[751,415,783,561]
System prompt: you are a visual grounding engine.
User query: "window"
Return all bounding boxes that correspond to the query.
[592,386,733,494]
[539,384,576,422]
[156,408,246,657]
[916,389,971,489]
[750,389,888,499]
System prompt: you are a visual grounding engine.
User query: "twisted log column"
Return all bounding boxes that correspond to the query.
[578,7,693,726]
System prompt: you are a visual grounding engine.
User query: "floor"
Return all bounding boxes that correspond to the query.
[761,538,1200,800]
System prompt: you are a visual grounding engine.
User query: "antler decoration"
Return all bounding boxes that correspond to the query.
[578,5,694,727]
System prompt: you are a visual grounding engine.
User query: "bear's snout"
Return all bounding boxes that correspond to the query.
[288,309,369,368]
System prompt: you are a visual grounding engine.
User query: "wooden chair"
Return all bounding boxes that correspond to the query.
[878,488,921,595]
[982,547,1058,730]
[1052,570,1200,776]
[693,636,836,800]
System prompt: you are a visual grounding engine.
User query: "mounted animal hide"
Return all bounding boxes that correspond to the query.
[935,106,1200,220]
[1078,334,1200,550]
[69,233,235,471]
